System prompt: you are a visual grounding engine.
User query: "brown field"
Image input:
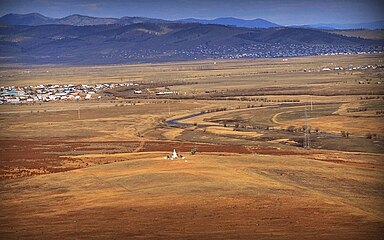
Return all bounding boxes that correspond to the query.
[1,54,384,239]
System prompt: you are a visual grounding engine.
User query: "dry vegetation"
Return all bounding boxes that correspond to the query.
[0,54,383,239]
[329,30,384,40]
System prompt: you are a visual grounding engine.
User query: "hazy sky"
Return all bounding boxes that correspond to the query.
[1,0,383,25]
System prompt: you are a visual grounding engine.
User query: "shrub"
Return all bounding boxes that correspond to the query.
[287,126,296,132]
[191,146,197,155]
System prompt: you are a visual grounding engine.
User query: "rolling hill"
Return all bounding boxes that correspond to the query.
[0,13,55,26]
[0,13,280,29]
[0,17,382,65]
[0,13,169,27]
[302,20,384,30]
[179,17,281,28]
[1,13,383,30]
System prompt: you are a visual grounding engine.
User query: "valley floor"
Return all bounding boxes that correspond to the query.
[0,54,383,239]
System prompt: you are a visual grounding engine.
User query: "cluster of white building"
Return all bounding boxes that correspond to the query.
[321,64,382,72]
[303,64,383,73]
[0,82,139,105]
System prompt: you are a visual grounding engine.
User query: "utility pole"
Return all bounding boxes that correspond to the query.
[168,101,171,117]
[304,105,310,149]
[310,96,313,111]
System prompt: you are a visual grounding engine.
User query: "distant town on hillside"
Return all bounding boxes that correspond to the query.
[0,13,383,65]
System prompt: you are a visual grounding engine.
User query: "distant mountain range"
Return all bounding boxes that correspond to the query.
[0,13,169,27]
[297,21,384,30]
[1,13,383,30]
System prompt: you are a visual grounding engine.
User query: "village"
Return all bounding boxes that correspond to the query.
[0,82,142,105]
[308,62,383,73]
[101,43,383,62]
[1,61,382,105]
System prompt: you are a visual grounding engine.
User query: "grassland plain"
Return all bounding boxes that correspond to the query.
[0,54,383,239]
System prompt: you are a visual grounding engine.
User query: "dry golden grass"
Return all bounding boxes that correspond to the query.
[1,150,383,239]
[330,30,384,40]
[1,54,383,93]
[161,128,184,140]
[0,100,206,140]
[1,54,384,239]
[283,115,384,136]
[205,126,263,137]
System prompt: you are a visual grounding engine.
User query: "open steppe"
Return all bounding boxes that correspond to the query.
[0,54,383,239]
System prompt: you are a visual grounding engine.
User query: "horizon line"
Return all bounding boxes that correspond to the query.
[1,12,384,26]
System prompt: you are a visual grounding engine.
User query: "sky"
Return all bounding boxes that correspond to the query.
[0,0,383,25]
